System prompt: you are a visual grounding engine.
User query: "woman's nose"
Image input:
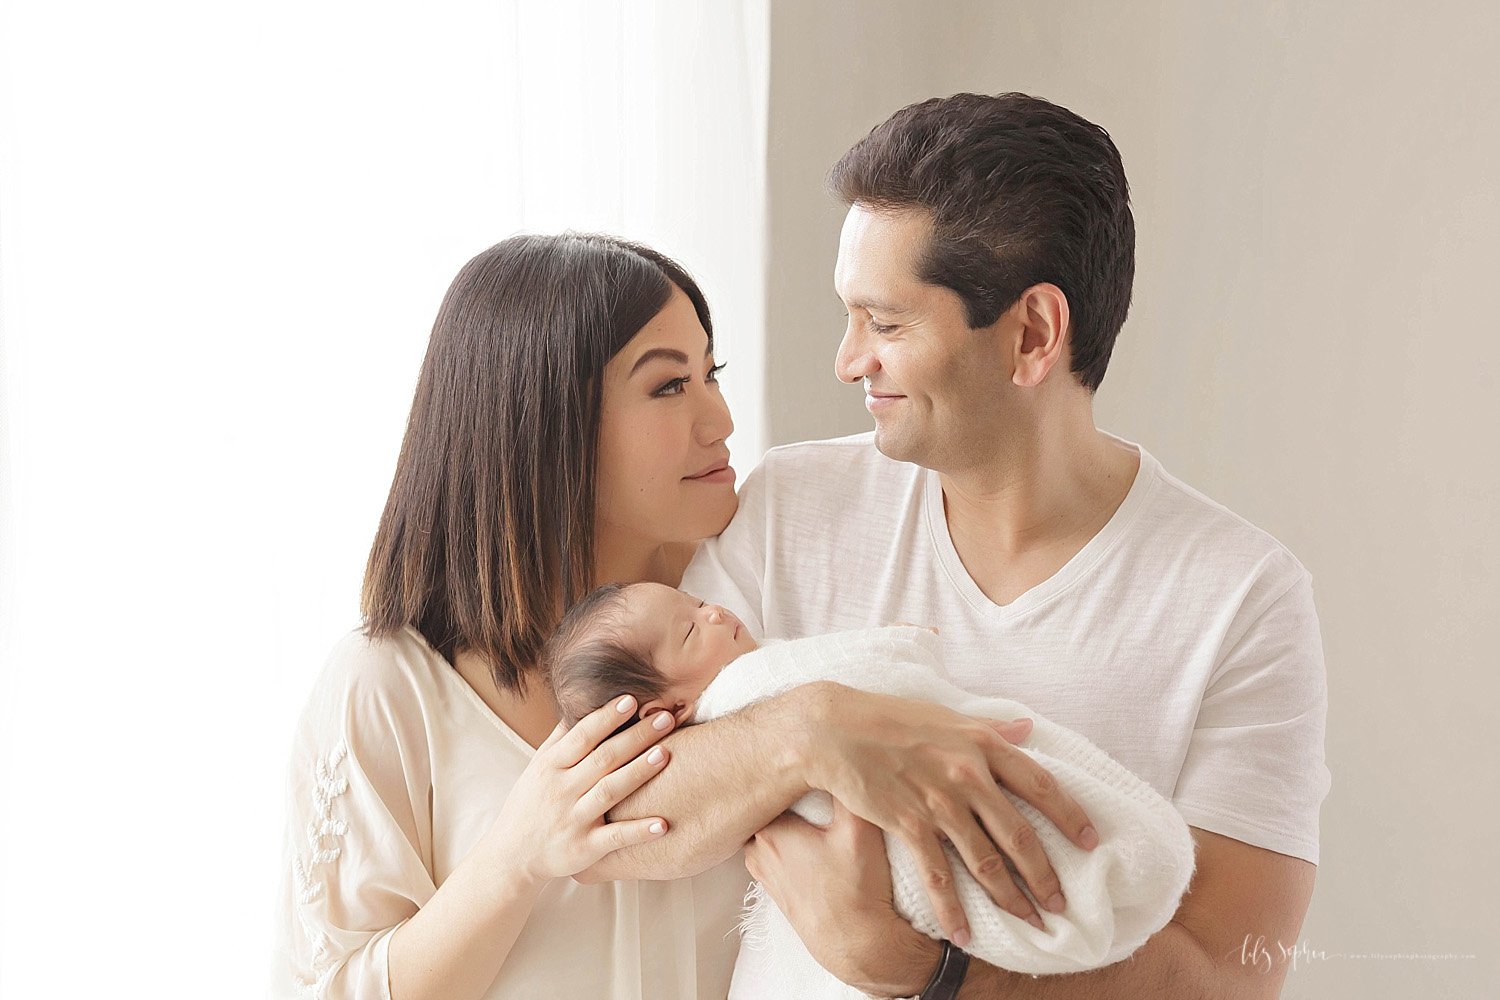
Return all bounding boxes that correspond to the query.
[695,383,734,445]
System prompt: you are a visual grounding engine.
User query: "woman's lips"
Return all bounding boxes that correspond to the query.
[685,462,735,484]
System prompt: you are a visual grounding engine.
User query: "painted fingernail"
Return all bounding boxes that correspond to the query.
[1080,826,1099,850]
[652,711,673,730]
[649,821,665,835]
[1028,914,1045,930]
[952,928,970,948]
[1044,893,1066,913]
[616,695,635,714]
[647,747,665,765]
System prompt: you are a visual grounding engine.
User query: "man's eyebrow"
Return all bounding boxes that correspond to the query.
[628,344,714,376]
[840,295,912,315]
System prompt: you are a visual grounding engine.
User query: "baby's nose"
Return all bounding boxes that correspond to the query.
[707,607,724,624]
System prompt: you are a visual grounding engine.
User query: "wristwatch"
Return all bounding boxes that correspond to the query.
[889,939,970,1000]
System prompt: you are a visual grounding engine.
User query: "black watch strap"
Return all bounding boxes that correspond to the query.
[919,939,970,1000]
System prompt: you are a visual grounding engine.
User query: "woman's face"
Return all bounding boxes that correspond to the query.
[595,284,736,555]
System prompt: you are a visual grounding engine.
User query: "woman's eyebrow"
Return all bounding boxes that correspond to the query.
[629,345,713,376]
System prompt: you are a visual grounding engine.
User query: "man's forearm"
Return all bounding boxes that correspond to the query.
[582,688,821,882]
[954,922,1271,1000]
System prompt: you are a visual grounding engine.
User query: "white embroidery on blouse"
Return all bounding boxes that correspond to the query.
[294,740,350,906]
[291,741,350,998]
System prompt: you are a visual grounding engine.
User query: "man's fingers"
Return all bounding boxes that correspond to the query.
[900,832,971,948]
[986,738,1098,853]
[943,812,1046,929]
[579,743,671,821]
[979,715,1033,745]
[551,694,642,767]
[831,797,884,853]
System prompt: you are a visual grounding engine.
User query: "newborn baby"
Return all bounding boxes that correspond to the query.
[546,580,760,728]
[542,581,1196,991]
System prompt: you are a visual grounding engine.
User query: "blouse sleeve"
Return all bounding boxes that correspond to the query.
[272,634,438,1000]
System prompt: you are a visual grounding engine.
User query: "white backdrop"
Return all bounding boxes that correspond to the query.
[0,1,767,994]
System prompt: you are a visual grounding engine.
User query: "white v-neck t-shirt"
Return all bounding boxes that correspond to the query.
[273,627,749,999]
[682,432,1330,865]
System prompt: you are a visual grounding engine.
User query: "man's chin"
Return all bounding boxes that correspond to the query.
[870,423,921,466]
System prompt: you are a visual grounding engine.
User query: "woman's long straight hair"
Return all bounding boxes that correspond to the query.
[361,233,713,692]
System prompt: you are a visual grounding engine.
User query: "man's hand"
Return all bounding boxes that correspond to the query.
[804,682,1098,945]
[745,800,942,998]
[749,820,1318,1000]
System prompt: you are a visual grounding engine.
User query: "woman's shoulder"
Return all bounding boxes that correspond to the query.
[294,627,448,750]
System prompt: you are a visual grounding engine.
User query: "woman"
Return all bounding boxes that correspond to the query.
[273,233,748,1000]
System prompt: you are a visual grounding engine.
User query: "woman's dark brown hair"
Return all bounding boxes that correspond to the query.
[361,233,713,692]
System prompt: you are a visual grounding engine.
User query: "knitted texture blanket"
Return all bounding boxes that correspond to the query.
[693,626,1196,985]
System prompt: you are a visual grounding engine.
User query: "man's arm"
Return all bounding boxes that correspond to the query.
[584,682,1097,947]
[950,829,1315,998]
[750,814,1315,1000]
[576,687,814,883]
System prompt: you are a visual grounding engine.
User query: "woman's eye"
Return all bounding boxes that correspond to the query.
[706,362,727,382]
[654,376,689,397]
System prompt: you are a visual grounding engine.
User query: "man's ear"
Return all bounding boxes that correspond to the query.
[1011,283,1070,388]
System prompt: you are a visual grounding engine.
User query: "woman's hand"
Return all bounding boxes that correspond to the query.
[481,694,677,889]
[802,682,1099,948]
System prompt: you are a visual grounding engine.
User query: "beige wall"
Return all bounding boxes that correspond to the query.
[767,2,1499,996]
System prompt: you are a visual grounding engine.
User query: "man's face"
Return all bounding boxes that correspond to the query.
[833,204,1011,472]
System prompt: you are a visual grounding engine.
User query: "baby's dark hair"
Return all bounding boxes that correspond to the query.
[542,582,668,727]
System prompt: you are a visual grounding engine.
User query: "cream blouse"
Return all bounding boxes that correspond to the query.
[273,627,748,999]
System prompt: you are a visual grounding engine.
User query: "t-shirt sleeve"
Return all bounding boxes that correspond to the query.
[272,641,437,999]
[681,455,771,637]
[1171,569,1331,864]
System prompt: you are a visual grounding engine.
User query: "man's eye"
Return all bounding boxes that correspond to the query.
[868,318,896,335]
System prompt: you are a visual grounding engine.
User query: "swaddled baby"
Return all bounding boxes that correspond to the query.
[542,581,1195,989]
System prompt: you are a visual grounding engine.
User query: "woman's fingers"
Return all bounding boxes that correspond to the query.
[550,694,644,768]
[578,705,676,783]
[537,719,569,754]
[942,811,1047,928]
[898,831,972,947]
[579,743,671,822]
[587,816,671,858]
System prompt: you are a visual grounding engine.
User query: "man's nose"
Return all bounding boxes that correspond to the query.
[835,322,877,384]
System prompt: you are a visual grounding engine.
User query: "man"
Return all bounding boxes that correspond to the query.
[602,92,1329,999]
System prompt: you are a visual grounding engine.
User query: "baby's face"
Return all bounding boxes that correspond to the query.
[626,582,758,715]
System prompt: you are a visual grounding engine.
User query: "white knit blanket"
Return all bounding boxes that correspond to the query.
[693,627,1195,995]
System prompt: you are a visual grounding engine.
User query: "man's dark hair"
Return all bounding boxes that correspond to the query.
[829,92,1134,392]
[361,235,712,693]
[541,583,666,728]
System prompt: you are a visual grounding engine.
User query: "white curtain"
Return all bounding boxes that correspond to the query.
[0,1,767,994]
